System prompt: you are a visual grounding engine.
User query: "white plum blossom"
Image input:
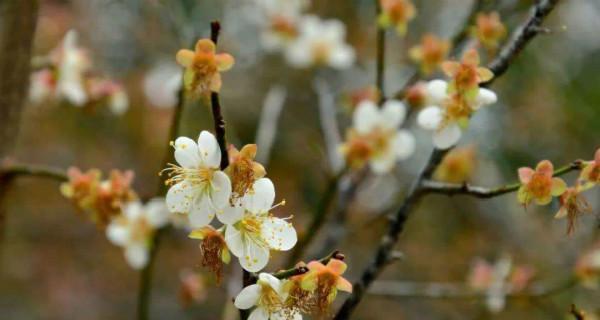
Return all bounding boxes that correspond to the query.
[235,273,301,320]
[55,30,90,106]
[342,100,415,174]
[223,178,297,272]
[164,131,232,228]
[255,0,308,52]
[417,79,497,149]
[285,15,355,69]
[143,62,182,109]
[106,199,170,269]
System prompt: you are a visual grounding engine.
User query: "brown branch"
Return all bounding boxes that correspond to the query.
[375,0,385,101]
[421,160,584,198]
[570,304,586,320]
[484,0,560,85]
[0,1,39,159]
[250,251,344,283]
[335,2,561,317]
[0,164,68,182]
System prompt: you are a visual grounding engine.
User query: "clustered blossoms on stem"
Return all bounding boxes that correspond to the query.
[377,0,416,36]
[164,131,232,227]
[417,49,497,149]
[340,100,415,173]
[517,160,567,206]
[106,199,170,269]
[223,178,297,272]
[29,30,129,114]
[176,39,235,96]
[188,226,230,282]
[285,15,356,69]
[471,12,507,53]
[254,0,308,52]
[226,144,266,200]
[60,167,137,227]
[433,145,477,183]
[409,33,451,75]
[234,258,352,319]
[252,0,356,69]
[515,149,600,234]
[467,256,535,313]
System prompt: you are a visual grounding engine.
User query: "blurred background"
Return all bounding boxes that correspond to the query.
[1,0,599,319]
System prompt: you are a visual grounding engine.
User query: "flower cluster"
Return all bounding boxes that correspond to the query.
[516,148,600,234]
[340,100,415,173]
[254,1,355,69]
[163,130,298,274]
[106,199,170,269]
[467,256,535,313]
[417,49,497,149]
[377,0,416,36]
[235,258,352,319]
[176,39,235,96]
[434,145,477,183]
[60,167,137,227]
[60,166,172,268]
[471,12,507,53]
[29,30,128,115]
[409,33,451,75]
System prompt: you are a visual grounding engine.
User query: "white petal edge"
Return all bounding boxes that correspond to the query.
[380,100,407,130]
[261,217,297,251]
[243,178,275,214]
[174,137,200,168]
[197,131,221,168]
[353,100,380,134]
[432,124,462,149]
[234,284,261,310]
[417,106,443,131]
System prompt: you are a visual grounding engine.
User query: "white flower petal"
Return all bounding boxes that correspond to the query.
[243,178,275,214]
[432,124,462,149]
[234,284,261,310]
[225,225,244,257]
[381,100,407,129]
[174,137,200,168]
[475,88,497,108]
[261,217,297,251]
[197,131,221,168]
[240,240,270,272]
[329,44,355,69]
[394,130,415,160]
[211,171,232,209]
[369,149,397,174]
[145,198,170,228]
[285,40,312,68]
[165,182,194,213]
[425,80,448,105]
[248,307,269,320]
[125,244,148,269]
[188,195,215,227]
[123,201,144,220]
[353,100,380,134]
[106,223,129,246]
[218,203,244,225]
[258,273,283,295]
[417,106,443,130]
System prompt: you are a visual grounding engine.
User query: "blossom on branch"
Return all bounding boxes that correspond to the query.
[285,15,355,69]
[555,186,592,235]
[255,0,308,52]
[227,144,266,200]
[163,131,232,227]
[188,226,230,282]
[434,145,477,183]
[223,178,297,272]
[517,160,567,206]
[409,33,450,75]
[340,100,415,173]
[235,273,300,320]
[300,258,352,314]
[377,0,416,36]
[579,148,600,189]
[106,199,171,269]
[471,12,507,52]
[176,39,235,96]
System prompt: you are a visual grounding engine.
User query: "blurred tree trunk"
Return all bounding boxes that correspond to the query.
[0,0,39,159]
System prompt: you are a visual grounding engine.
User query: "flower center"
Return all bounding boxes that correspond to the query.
[257,283,284,314]
[163,164,215,190]
[312,42,331,65]
[527,174,551,198]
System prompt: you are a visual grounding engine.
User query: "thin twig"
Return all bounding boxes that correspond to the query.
[255,85,287,166]
[368,278,576,300]
[286,169,346,266]
[484,0,560,85]
[421,160,584,198]
[375,0,385,100]
[314,78,344,174]
[335,2,561,316]
[0,164,68,182]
